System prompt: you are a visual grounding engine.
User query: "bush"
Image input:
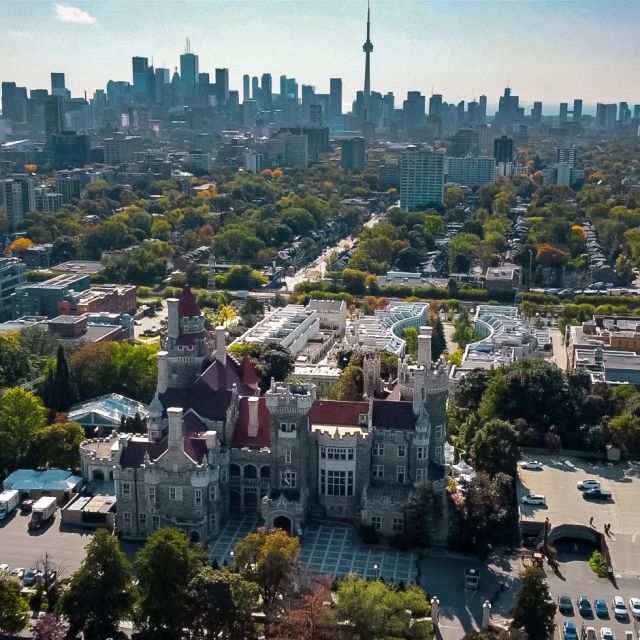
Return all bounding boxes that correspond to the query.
[589,550,608,577]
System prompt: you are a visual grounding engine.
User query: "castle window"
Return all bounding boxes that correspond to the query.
[396,466,406,483]
[320,447,354,461]
[416,446,426,460]
[120,482,131,498]
[148,487,156,504]
[280,422,288,431]
[210,513,217,529]
[209,485,216,501]
[416,468,426,482]
[371,515,382,531]
[280,422,296,433]
[137,483,145,498]
[392,517,404,532]
[435,425,443,439]
[194,489,203,507]
[320,470,354,496]
[358,413,368,425]
[151,515,160,530]
[139,513,147,530]
[373,444,384,456]
[280,471,297,488]
[169,486,183,501]
[372,464,384,478]
[435,446,442,462]
[397,445,406,457]
[285,450,292,464]
[122,512,132,530]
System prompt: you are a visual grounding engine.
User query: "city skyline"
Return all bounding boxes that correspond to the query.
[2,0,640,109]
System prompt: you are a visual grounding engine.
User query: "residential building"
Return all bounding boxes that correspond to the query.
[596,103,617,130]
[34,186,63,212]
[57,284,138,316]
[485,265,520,293]
[447,129,478,158]
[12,273,91,318]
[53,131,89,168]
[493,135,513,163]
[556,146,578,167]
[445,156,496,187]
[0,256,26,314]
[341,137,366,172]
[399,145,445,211]
[80,287,449,541]
[329,78,342,119]
[0,174,36,230]
[104,134,143,164]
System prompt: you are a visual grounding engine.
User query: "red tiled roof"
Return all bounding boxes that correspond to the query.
[240,356,260,388]
[199,359,259,396]
[178,286,200,317]
[184,436,208,463]
[309,400,370,427]
[232,396,271,448]
[371,399,416,430]
[182,410,207,436]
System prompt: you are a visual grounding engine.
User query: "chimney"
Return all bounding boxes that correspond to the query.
[157,351,169,393]
[417,326,432,366]
[215,326,226,364]
[204,430,217,451]
[247,397,260,438]
[167,298,179,339]
[167,407,184,452]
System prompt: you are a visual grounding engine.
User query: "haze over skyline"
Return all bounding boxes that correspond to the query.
[3,0,640,110]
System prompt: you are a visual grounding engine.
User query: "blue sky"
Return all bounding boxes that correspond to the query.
[2,0,640,111]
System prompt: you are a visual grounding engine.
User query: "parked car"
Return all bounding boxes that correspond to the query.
[585,628,596,640]
[600,628,614,640]
[613,596,628,620]
[521,494,546,505]
[628,598,640,619]
[563,620,578,640]
[583,489,613,501]
[578,596,593,617]
[577,480,601,491]
[22,568,41,588]
[595,599,609,618]
[20,499,34,512]
[559,594,574,615]
[10,567,25,580]
[520,460,543,470]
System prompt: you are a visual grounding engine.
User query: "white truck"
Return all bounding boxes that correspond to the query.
[0,490,19,520]
[28,497,58,530]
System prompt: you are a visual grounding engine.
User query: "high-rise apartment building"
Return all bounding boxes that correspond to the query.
[215,68,229,106]
[0,257,26,313]
[341,137,366,172]
[261,73,272,110]
[0,175,36,230]
[596,103,617,130]
[400,146,445,211]
[559,103,569,123]
[573,99,583,123]
[445,156,496,188]
[556,146,578,167]
[493,135,513,163]
[531,101,542,123]
[404,91,426,128]
[44,95,65,144]
[53,131,89,168]
[429,94,443,117]
[448,129,479,158]
[242,75,250,103]
[1,82,28,123]
[329,78,342,119]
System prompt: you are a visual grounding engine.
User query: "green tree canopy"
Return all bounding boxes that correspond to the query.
[0,572,29,634]
[510,566,556,639]
[38,422,85,469]
[469,419,520,478]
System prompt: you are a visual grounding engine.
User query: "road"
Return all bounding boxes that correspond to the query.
[549,326,568,370]
[134,299,167,341]
[284,209,387,291]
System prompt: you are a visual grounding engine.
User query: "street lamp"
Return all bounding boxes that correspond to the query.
[373,563,380,580]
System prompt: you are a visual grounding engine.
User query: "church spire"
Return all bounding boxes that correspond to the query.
[362,0,373,98]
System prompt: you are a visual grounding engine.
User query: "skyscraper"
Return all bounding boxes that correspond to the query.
[493,135,513,163]
[243,75,250,103]
[50,73,66,97]
[329,78,342,119]
[429,94,443,117]
[261,73,272,110]
[596,103,617,130]
[1,82,28,123]
[362,0,373,98]
[341,138,366,172]
[44,95,64,144]
[478,95,487,123]
[531,101,542,123]
[400,146,445,211]
[215,68,229,107]
[251,76,259,101]
[572,99,583,123]
[180,41,199,98]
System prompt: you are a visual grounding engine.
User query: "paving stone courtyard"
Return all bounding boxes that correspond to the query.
[209,515,419,583]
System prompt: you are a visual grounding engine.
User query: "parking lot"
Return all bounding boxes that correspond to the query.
[518,454,640,576]
[0,508,91,577]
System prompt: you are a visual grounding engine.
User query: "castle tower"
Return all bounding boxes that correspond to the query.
[363,353,381,398]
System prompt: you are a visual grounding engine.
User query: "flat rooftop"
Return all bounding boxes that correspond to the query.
[53,261,105,275]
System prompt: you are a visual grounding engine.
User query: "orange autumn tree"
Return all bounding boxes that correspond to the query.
[536,243,568,266]
[5,237,34,256]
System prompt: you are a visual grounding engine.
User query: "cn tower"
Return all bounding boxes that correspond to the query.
[362,0,373,98]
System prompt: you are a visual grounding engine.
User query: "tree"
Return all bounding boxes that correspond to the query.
[42,345,74,413]
[510,566,556,640]
[233,528,300,622]
[430,317,447,360]
[469,419,520,478]
[58,528,133,640]
[32,613,66,640]
[402,326,418,358]
[334,575,431,640]
[228,343,295,392]
[186,566,259,640]
[335,363,364,401]
[0,331,34,388]
[135,528,206,639]
[0,387,48,469]
[402,481,442,547]
[38,422,85,469]
[341,269,367,295]
[0,572,29,634]
[452,314,480,349]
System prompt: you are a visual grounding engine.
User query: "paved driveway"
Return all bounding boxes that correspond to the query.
[519,454,640,576]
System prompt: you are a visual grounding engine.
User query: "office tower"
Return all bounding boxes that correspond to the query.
[362,0,373,97]
[493,135,513,163]
[44,95,64,144]
[634,105,640,120]
[400,145,445,211]
[279,75,287,99]
[281,77,298,102]
[132,56,151,98]
[301,84,316,111]
[243,75,250,103]
[261,73,272,110]
[448,129,479,157]
[445,156,496,187]
[404,91,426,128]
[1,82,28,123]
[467,101,479,125]
[619,102,631,123]
[556,146,578,167]
[0,175,36,230]
[251,76,259,100]
[215,68,229,106]
[329,78,342,119]
[596,103,617,130]
[341,137,366,172]
[154,68,169,104]
[456,100,466,126]
[50,72,66,97]
[180,41,199,98]
[572,99,583,123]
[559,103,568,123]
[496,87,523,126]
[429,94,442,117]
[53,131,89,168]
[309,104,322,126]
[531,101,542,123]
[479,95,487,124]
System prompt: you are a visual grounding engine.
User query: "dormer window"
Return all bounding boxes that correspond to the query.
[358,413,368,426]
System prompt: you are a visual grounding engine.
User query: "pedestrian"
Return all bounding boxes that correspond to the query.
[589,516,594,528]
